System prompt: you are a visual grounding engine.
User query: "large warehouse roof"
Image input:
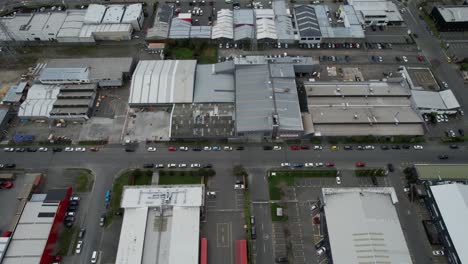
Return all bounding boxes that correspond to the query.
[348,0,403,23]
[84,4,106,24]
[57,10,86,38]
[18,85,61,118]
[323,188,412,264]
[116,185,203,264]
[436,6,468,22]
[430,183,468,263]
[129,60,196,105]
[194,64,235,103]
[102,5,125,24]
[39,67,90,83]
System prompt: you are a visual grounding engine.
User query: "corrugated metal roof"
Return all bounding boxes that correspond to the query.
[122,3,142,23]
[294,5,322,37]
[234,25,254,41]
[169,18,191,39]
[194,64,235,103]
[323,188,413,264]
[57,10,86,38]
[315,5,365,39]
[348,0,403,23]
[39,67,90,82]
[273,0,295,42]
[2,86,22,103]
[18,84,61,118]
[411,90,460,110]
[212,9,233,39]
[430,183,468,263]
[79,23,132,37]
[190,26,211,38]
[146,4,173,39]
[234,9,254,25]
[273,77,304,132]
[84,4,106,24]
[129,60,196,105]
[256,18,277,40]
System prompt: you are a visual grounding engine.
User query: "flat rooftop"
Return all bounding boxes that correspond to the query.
[415,164,468,181]
[305,81,411,97]
[436,6,468,23]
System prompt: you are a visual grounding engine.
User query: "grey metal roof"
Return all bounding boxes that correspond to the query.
[0,107,9,123]
[16,82,28,93]
[18,84,61,118]
[194,64,234,103]
[190,26,211,38]
[234,25,254,41]
[235,65,275,133]
[54,98,94,107]
[234,9,255,25]
[214,61,235,74]
[49,107,89,115]
[146,4,173,39]
[411,90,460,110]
[270,64,296,78]
[314,5,365,39]
[430,183,468,263]
[272,0,295,42]
[39,67,90,83]
[294,5,322,37]
[272,77,303,132]
[323,188,413,264]
[436,6,468,22]
[169,18,191,39]
[2,86,22,103]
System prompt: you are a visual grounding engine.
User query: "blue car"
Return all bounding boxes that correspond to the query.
[212,146,221,151]
[291,163,304,168]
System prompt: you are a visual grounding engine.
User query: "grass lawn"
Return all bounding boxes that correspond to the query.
[268,170,337,200]
[67,168,92,193]
[199,46,218,64]
[158,173,202,185]
[271,203,288,222]
[75,172,89,192]
[171,47,195,59]
[57,227,76,256]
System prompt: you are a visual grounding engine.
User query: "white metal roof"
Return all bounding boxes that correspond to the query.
[39,67,90,83]
[57,10,86,38]
[79,23,132,37]
[168,207,200,264]
[84,4,106,24]
[430,183,468,263]
[436,6,468,22]
[411,90,460,110]
[129,60,196,105]
[18,84,61,118]
[122,3,143,23]
[103,5,125,24]
[212,9,234,39]
[348,0,403,22]
[256,18,277,40]
[323,188,412,264]
[115,208,148,264]
[120,185,204,208]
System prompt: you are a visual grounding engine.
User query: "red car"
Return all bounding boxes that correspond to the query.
[313,217,320,225]
[89,147,99,152]
[417,55,423,62]
[290,145,300,150]
[1,231,12,237]
[1,181,13,189]
[300,145,310,150]
[168,146,177,151]
[325,162,335,167]
[355,162,366,167]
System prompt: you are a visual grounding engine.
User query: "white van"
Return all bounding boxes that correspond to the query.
[91,251,98,263]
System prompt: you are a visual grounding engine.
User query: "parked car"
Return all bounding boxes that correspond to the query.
[179,146,189,151]
[438,154,449,160]
[223,146,233,151]
[91,251,99,263]
[147,147,156,152]
[251,226,257,239]
[64,147,74,152]
[325,162,335,167]
[38,147,48,152]
[78,228,86,238]
[304,163,314,167]
[70,196,80,201]
[52,147,63,152]
[336,176,341,185]
[202,163,212,168]
[168,146,177,151]
[212,146,221,151]
[387,163,394,172]
[143,163,154,168]
[99,214,106,227]
[290,145,300,150]
[190,163,201,168]
[316,246,327,256]
[203,146,211,151]
[432,250,445,256]
[178,163,187,168]
[1,181,13,189]
[65,216,75,222]
[300,145,310,150]
[355,162,365,167]
[76,240,83,254]
[26,147,37,152]
[236,146,245,151]
[3,148,14,152]
[275,256,288,263]
[380,145,389,150]
[413,145,424,150]
[281,163,291,167]
[344,145,353,150]
[75,147,86,152]
[192,146,202,151]
[272,146,281,151]
[449,144,459,149]
[67,205,77,212]
[313,145,322,150]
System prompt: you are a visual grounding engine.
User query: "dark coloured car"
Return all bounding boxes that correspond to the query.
[192,146,202,151]
[459,129,465,136]
[26,147,37,152]
[236,146,245,151]
[3,163,16,168]
[15,148,25,152]
[357,145,364,150]
[380,145,389,150]
[69,200,79,206]
[344,145,353,150]
[291,163,303,168]
[251,226,257,240]
[143,163,154,169]
[402,145,410,149]
[202,163,212,168]
[391,145,401,150]
[300,145,310,150]
[450,144,459,149]
[263,146,273,150]
[275,256,288,263]
[52,147,63,152]
[67,205,77,212]
[64,221,73,227]
[438,155,449,160]
[64,216,75,222]
[387,163,394,172]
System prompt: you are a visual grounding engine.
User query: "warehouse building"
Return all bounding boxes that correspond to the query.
[0,188,71,264]
[234,9,255,41]
[115,185,204,264]
[38,67,90,84]
[322,187,413,264]
[411,90,460,115]
[129,60,197,106]
[43,57,134,87]
[56,10,87,43]
[0,107,13,137]
[0,12,67,41]
[211,9,234,41]
[1,82,27,105]
[305,80,424,136]
[425,183,468,264]
[272,0,295,43]
[255,9,277,42]
[194,62,235,103]
[431,6,468,32]
[348,0,403,26]
[293,5,365,44]
[146,4,173,40]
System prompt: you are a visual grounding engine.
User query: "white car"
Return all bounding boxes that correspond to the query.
[178,163,187,168]
[190,163,201,168]
[234,184,245,190]
[147,147,156,152]
[313,145,323,150]
[168,164,177,168]
[66,212,75,216]
[364,145,375,150]
[203,146,211,151]
[76,240,83,254]
[281,163,290,167]
[413,145,424,150]
[223,146,233,151]
[441,81,448,88]
[38,147,48,152]
[3,148,14,152]
[316,246,327,256]
[273,146,282,151]
[336,176,342,185]
[432,250,444,256]
[179,146,189,151]
[64,147,74,152]
[402,56,408,62]
[70,196,80,201]
[75,147,86,152]
[305,163,315,167]
[155,164,164,168]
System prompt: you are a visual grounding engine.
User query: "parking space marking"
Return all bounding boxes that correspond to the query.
[216,223,231,248]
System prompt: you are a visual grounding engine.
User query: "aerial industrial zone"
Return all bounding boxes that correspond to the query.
[0,0,468,263]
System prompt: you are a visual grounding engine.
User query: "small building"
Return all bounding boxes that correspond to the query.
[39,67,91,84]
[1,83,27,105]
[115,185,204,264]
[411,90,460,115]
[18,85,62,120]
[322,188,413,264]
[129,60,197,106]
[255,9,277,42]
[414,164,468,182]
[146,4,173,40]
[78,23,133,42]
[169,18,191,39]
[425,183,468,264]
[56,10,87,43]
[272,0,295,44]
[190,26,211,39]
[234,10,255,42]
[211,9,234,41]
[431,6,468,32]
[0,188,72,264]
[348,0,403,26]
